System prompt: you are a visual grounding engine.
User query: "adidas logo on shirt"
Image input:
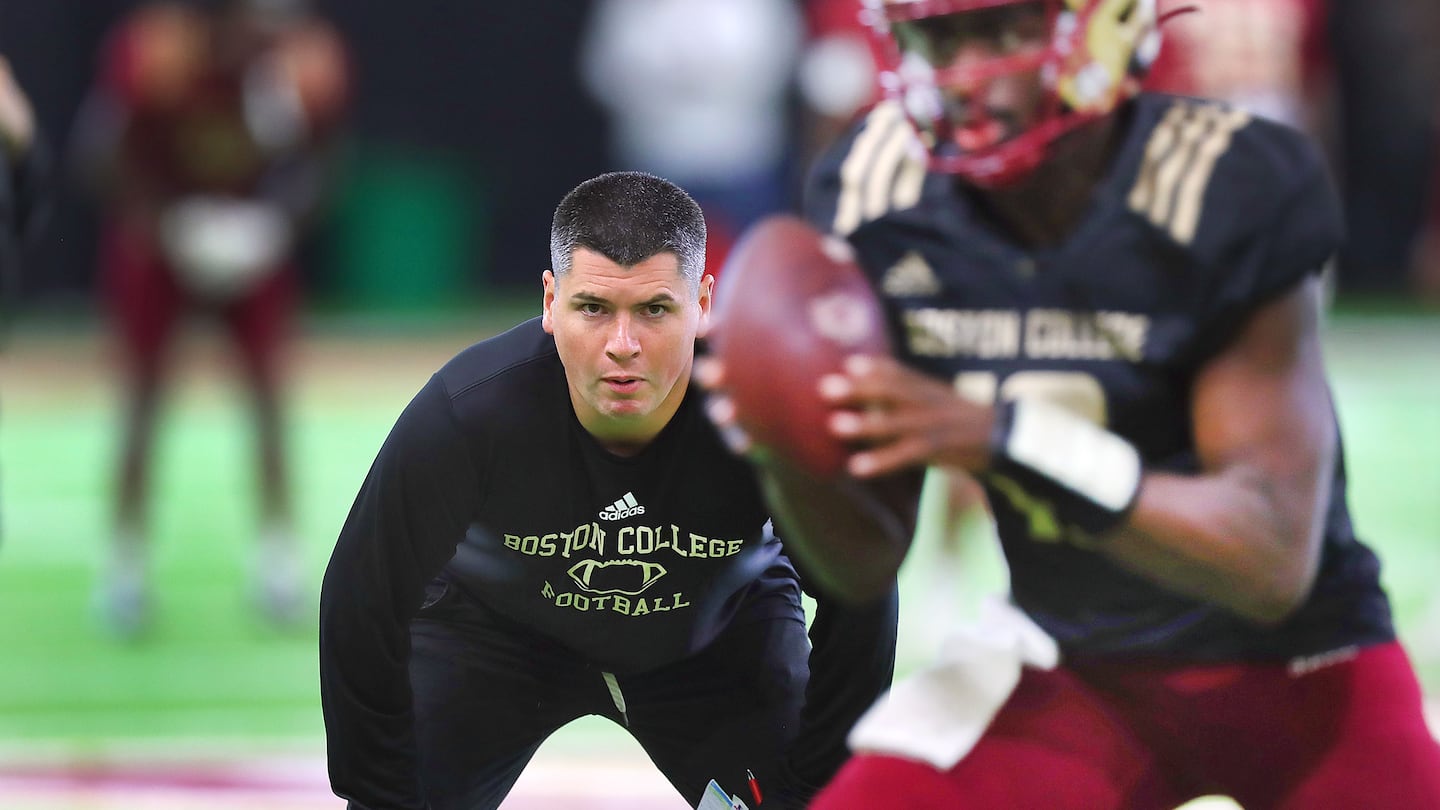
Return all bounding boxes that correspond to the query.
[598,492,645,521]
[881,250,941,297]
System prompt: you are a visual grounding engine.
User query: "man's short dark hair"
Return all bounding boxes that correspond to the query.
[550,171,707,289]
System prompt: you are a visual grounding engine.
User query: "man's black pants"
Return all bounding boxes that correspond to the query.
[408,582,810,810]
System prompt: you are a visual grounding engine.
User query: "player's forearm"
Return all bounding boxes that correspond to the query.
[319,580,429,809]
[1102,466,1327,625]
[757,462,918,604]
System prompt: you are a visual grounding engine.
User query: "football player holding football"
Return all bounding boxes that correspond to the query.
[701,0,1440,806]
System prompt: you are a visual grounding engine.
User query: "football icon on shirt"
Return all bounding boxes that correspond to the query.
[567,559,667,595]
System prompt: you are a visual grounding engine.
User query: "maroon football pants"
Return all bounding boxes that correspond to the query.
[813,641,1440,809]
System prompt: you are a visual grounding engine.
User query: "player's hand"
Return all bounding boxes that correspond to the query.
[819,354,996,478]
[694,355,806,474]
[693,356,759,458]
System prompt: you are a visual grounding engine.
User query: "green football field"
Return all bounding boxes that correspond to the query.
[0,304,1435,808]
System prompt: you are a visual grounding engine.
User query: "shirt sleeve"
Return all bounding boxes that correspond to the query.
[801,101,926,238]
[319,374,481,810]
[1187,128,1343,368]
[775,583,899,805]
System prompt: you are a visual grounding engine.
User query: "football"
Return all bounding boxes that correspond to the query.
[706,215,892,478]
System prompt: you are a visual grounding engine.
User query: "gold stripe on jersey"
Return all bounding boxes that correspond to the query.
[1127,103,1189,227]
[866,121,917,221]
[833,101,925,236]
[893,142,928,213]
[1144,105,1212,232]
[1127,101,1251,245]
[1169,108,1250,244]
[834,101,904,235]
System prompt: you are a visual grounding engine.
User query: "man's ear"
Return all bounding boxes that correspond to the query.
[541,270,557,334]
[695,273,716,338]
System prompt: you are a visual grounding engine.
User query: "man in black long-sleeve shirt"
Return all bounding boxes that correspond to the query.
[319,171,902,810]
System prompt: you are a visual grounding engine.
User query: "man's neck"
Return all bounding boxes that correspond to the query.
[967,112,1126,249]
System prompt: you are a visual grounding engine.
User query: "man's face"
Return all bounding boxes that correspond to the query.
[542,248,713,454]
[895,2,1050,152]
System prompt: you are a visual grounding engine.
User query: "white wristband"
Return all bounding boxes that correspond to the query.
[990,398,1143,535]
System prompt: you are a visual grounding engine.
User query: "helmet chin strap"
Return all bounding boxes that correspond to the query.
[931,109,1099,188]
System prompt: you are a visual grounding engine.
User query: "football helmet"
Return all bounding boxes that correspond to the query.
[865,0,1163,187]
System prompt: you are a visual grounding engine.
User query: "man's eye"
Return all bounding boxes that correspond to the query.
[580,303,605,315]
[645,304,668,317]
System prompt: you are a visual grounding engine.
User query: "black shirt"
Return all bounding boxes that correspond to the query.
[320,318,895,808]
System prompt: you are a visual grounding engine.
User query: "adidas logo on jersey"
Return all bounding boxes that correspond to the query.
[881,250,941,297]
[598,492,646,521]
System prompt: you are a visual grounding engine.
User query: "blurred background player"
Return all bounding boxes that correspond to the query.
[703,0,1440,806]
[72,0,348,637]
[1143,0,1326,130]
[580,0,806,274]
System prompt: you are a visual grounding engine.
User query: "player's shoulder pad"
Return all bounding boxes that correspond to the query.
[436,317,558,402]
[802,99,931,237]
[1121,94,1339,264]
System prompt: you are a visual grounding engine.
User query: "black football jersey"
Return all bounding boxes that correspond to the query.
[805,94,1394,661]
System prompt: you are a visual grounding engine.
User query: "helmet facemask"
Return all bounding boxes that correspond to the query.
[870,0,1162,188]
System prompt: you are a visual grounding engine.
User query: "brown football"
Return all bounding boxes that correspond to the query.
[706,215,892,478]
